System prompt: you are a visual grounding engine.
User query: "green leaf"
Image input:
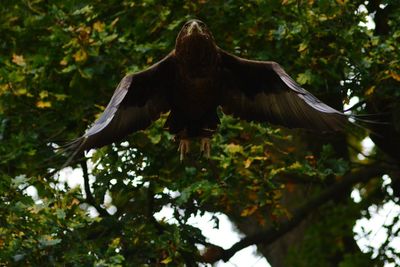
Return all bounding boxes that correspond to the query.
[61,64,77,73]
[56,209,66,220]
[38,236,62,247]
[11,174,29,188]
[72,5,93,16]
[296,71,312,85]
[102,33,118,43]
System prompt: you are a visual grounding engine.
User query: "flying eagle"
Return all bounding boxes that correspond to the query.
[66,19,347,161]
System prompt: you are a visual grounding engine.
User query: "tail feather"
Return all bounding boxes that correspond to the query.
[58,137,88,169]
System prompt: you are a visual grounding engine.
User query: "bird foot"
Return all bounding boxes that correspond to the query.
[178,139,190,161]
[200,137,211,159]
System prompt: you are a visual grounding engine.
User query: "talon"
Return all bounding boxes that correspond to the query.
[178,139,190,161]
[200,137,211,159]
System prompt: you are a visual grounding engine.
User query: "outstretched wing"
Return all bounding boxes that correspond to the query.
[66,53,176,155]
[219,49,347,131]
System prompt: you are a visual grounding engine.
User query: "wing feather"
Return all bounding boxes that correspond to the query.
[219,49,347,131]
[84,75,132,137]
[66,53,175,155]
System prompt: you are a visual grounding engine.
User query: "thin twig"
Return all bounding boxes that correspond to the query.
[80,157,109,217]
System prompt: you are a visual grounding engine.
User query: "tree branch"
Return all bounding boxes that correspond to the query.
[203,164,387,263]
[80,158,109,217]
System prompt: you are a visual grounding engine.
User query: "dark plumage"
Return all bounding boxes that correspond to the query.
[66,19,347,161]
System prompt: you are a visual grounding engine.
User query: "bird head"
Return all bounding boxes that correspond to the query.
[175,19,217,68]
[177,19,212,40]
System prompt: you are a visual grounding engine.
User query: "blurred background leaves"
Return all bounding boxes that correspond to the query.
[1,0,400,266]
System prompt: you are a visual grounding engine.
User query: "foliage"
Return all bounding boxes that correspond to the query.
[1,0,399,266]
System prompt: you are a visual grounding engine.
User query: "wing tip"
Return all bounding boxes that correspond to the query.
[59,137,88,169]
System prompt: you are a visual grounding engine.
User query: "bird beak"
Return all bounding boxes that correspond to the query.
[187,21,202,35]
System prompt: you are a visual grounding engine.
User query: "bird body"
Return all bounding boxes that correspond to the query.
[65,19,347,161]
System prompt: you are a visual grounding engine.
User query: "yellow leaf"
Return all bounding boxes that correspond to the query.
[305,155,316,166]
[94,111,104,120]
[54,94,68,101]
[298,42,308,52]
[15,88,27,96]
[94,104,106,111]
[389,71,400,82]
[28,205,42,214]
[288,161,302,170]
[12,54,26,66]
[226,143,243,154]
[39,90,48,99]
[73,49,88,63]
[93,21,105,32]
[244,158,252,168]
[110,17,119,28]
[270,167,285,177]
[36,101,52,108]
[365,85,376,96]
[254,156,267,161]
[241,205,258,217]
[14,88,33,97]
[0,84,10,95]
[319,14,328,21]
[147,56,153,64]
[60,59,68,66]
[250,145,263,153]
[77,26,91,41]
[161,257,172,264]
[67,198,80,208]
[110,237,121,247]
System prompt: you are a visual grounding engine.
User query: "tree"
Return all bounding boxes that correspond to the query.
[1,0,399,266]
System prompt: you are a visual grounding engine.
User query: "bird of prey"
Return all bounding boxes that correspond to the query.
[66,19,347,161]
